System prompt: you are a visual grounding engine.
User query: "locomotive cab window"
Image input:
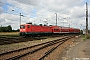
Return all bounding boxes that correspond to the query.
[28,25,30,28]
[20,25,25,28]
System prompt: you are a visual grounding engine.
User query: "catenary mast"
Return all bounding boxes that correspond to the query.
[86,2,88,35]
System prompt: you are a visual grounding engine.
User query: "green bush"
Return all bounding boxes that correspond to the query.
[0,25,12,32]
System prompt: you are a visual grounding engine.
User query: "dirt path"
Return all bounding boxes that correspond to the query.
[58,36,90,60]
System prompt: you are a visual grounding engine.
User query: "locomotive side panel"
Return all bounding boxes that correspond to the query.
[20,24,53,36]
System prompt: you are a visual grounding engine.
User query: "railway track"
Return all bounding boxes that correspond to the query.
[0,37,47,45]
[0,35,62,45]
[0,36,74,60]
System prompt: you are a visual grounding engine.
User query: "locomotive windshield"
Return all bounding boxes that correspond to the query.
[20,25,25,28]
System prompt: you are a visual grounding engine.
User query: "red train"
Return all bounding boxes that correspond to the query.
[20,23,80,36]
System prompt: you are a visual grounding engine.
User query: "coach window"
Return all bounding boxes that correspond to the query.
[28,25,30,28]
[54,28,59,31]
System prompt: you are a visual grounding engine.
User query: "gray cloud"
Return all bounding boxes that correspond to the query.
[0,0,5,7]
[0,7,4,14]
[0,0,5,13]
[14,0,39,6]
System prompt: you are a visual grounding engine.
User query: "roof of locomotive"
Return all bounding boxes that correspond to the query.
[21,23,55,26]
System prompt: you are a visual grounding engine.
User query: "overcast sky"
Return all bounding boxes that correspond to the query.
[0,0,90,30]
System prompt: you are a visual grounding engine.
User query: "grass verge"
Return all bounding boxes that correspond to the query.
[0,32,20,37]
[83,34,90,40]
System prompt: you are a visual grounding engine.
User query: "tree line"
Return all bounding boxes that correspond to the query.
[0,25,19,32]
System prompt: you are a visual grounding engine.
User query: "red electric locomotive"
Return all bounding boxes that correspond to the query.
[20,23,52,36]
